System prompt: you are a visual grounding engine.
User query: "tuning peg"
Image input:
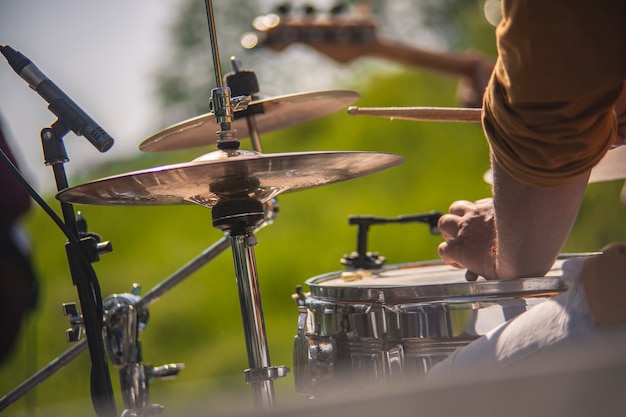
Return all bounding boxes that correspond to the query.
[274,2,291,15]
[330,2,348,15]
[302,3,316,15]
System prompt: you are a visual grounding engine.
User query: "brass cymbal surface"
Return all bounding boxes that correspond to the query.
[482,145,626,185]
[56,150,404,208]
[139,90,360,153]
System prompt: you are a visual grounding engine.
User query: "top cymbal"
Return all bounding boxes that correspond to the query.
[56,149,404,208]
[139,90,360,153]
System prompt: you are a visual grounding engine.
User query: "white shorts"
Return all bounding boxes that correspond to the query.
[427,256,626,384]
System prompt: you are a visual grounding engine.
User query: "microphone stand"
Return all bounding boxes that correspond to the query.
[41,119,117,417]
[203,0,290,410]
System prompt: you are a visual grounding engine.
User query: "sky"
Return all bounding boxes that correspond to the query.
[0,0,182,193]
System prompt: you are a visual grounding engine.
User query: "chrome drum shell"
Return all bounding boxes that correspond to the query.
[293,259,570,395]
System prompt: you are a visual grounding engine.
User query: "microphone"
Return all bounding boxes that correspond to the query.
[0,45,114,153]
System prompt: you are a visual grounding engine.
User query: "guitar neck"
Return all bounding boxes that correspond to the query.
[363,39,493,80]
[245,14,495,105]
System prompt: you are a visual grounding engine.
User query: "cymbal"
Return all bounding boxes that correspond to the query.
[483,145,626,185]
[589,145,626,183]
[56,150,404,208]
[139,90,360,153]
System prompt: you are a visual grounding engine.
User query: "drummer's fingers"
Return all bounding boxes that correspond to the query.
[437,214,461,240]
[440,242,484,281]
[474,197,494,206]
[437,241,465,269]
[448,200,474,216]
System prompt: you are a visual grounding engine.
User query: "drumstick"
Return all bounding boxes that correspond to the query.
[347,106,482,123]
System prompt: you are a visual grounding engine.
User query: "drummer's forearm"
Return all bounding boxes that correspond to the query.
[491,159,589,280]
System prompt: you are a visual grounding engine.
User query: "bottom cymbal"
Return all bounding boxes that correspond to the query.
[56,150,404,208]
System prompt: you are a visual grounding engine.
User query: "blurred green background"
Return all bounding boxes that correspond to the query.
[1,1,625,416]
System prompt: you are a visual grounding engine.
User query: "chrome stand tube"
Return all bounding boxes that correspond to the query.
[230,232,275,411]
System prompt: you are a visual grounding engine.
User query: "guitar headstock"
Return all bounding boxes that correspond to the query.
[240,8,379,64]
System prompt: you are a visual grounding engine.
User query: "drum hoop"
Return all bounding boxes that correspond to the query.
[305,259,572,304]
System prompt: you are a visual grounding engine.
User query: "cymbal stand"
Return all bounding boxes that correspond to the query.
[204,0,287,410]
[104,197,279,416]
[224,56,264,153]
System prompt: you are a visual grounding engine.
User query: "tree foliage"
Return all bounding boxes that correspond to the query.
[154,0,497,121]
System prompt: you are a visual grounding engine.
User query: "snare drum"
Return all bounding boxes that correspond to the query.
[293,259,570,395]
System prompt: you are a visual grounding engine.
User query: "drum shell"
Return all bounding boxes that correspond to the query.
[293,260,570,394]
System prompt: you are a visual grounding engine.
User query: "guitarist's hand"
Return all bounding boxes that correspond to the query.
[456,52,494,108]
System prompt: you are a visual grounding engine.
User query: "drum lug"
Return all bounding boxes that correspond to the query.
[293,333,336,394]
[385,345,405,378]
[292,285,308,307]
[294,297,336,393]
[364,291,395,314]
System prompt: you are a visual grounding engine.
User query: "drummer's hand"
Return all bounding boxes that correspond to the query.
[437,198,498,281]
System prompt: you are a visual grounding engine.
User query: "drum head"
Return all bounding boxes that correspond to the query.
[305,259,568,304]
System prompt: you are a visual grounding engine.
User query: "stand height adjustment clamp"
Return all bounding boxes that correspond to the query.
[244,366,290,383]
[76,212,112,262]
[62,302,83,342]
